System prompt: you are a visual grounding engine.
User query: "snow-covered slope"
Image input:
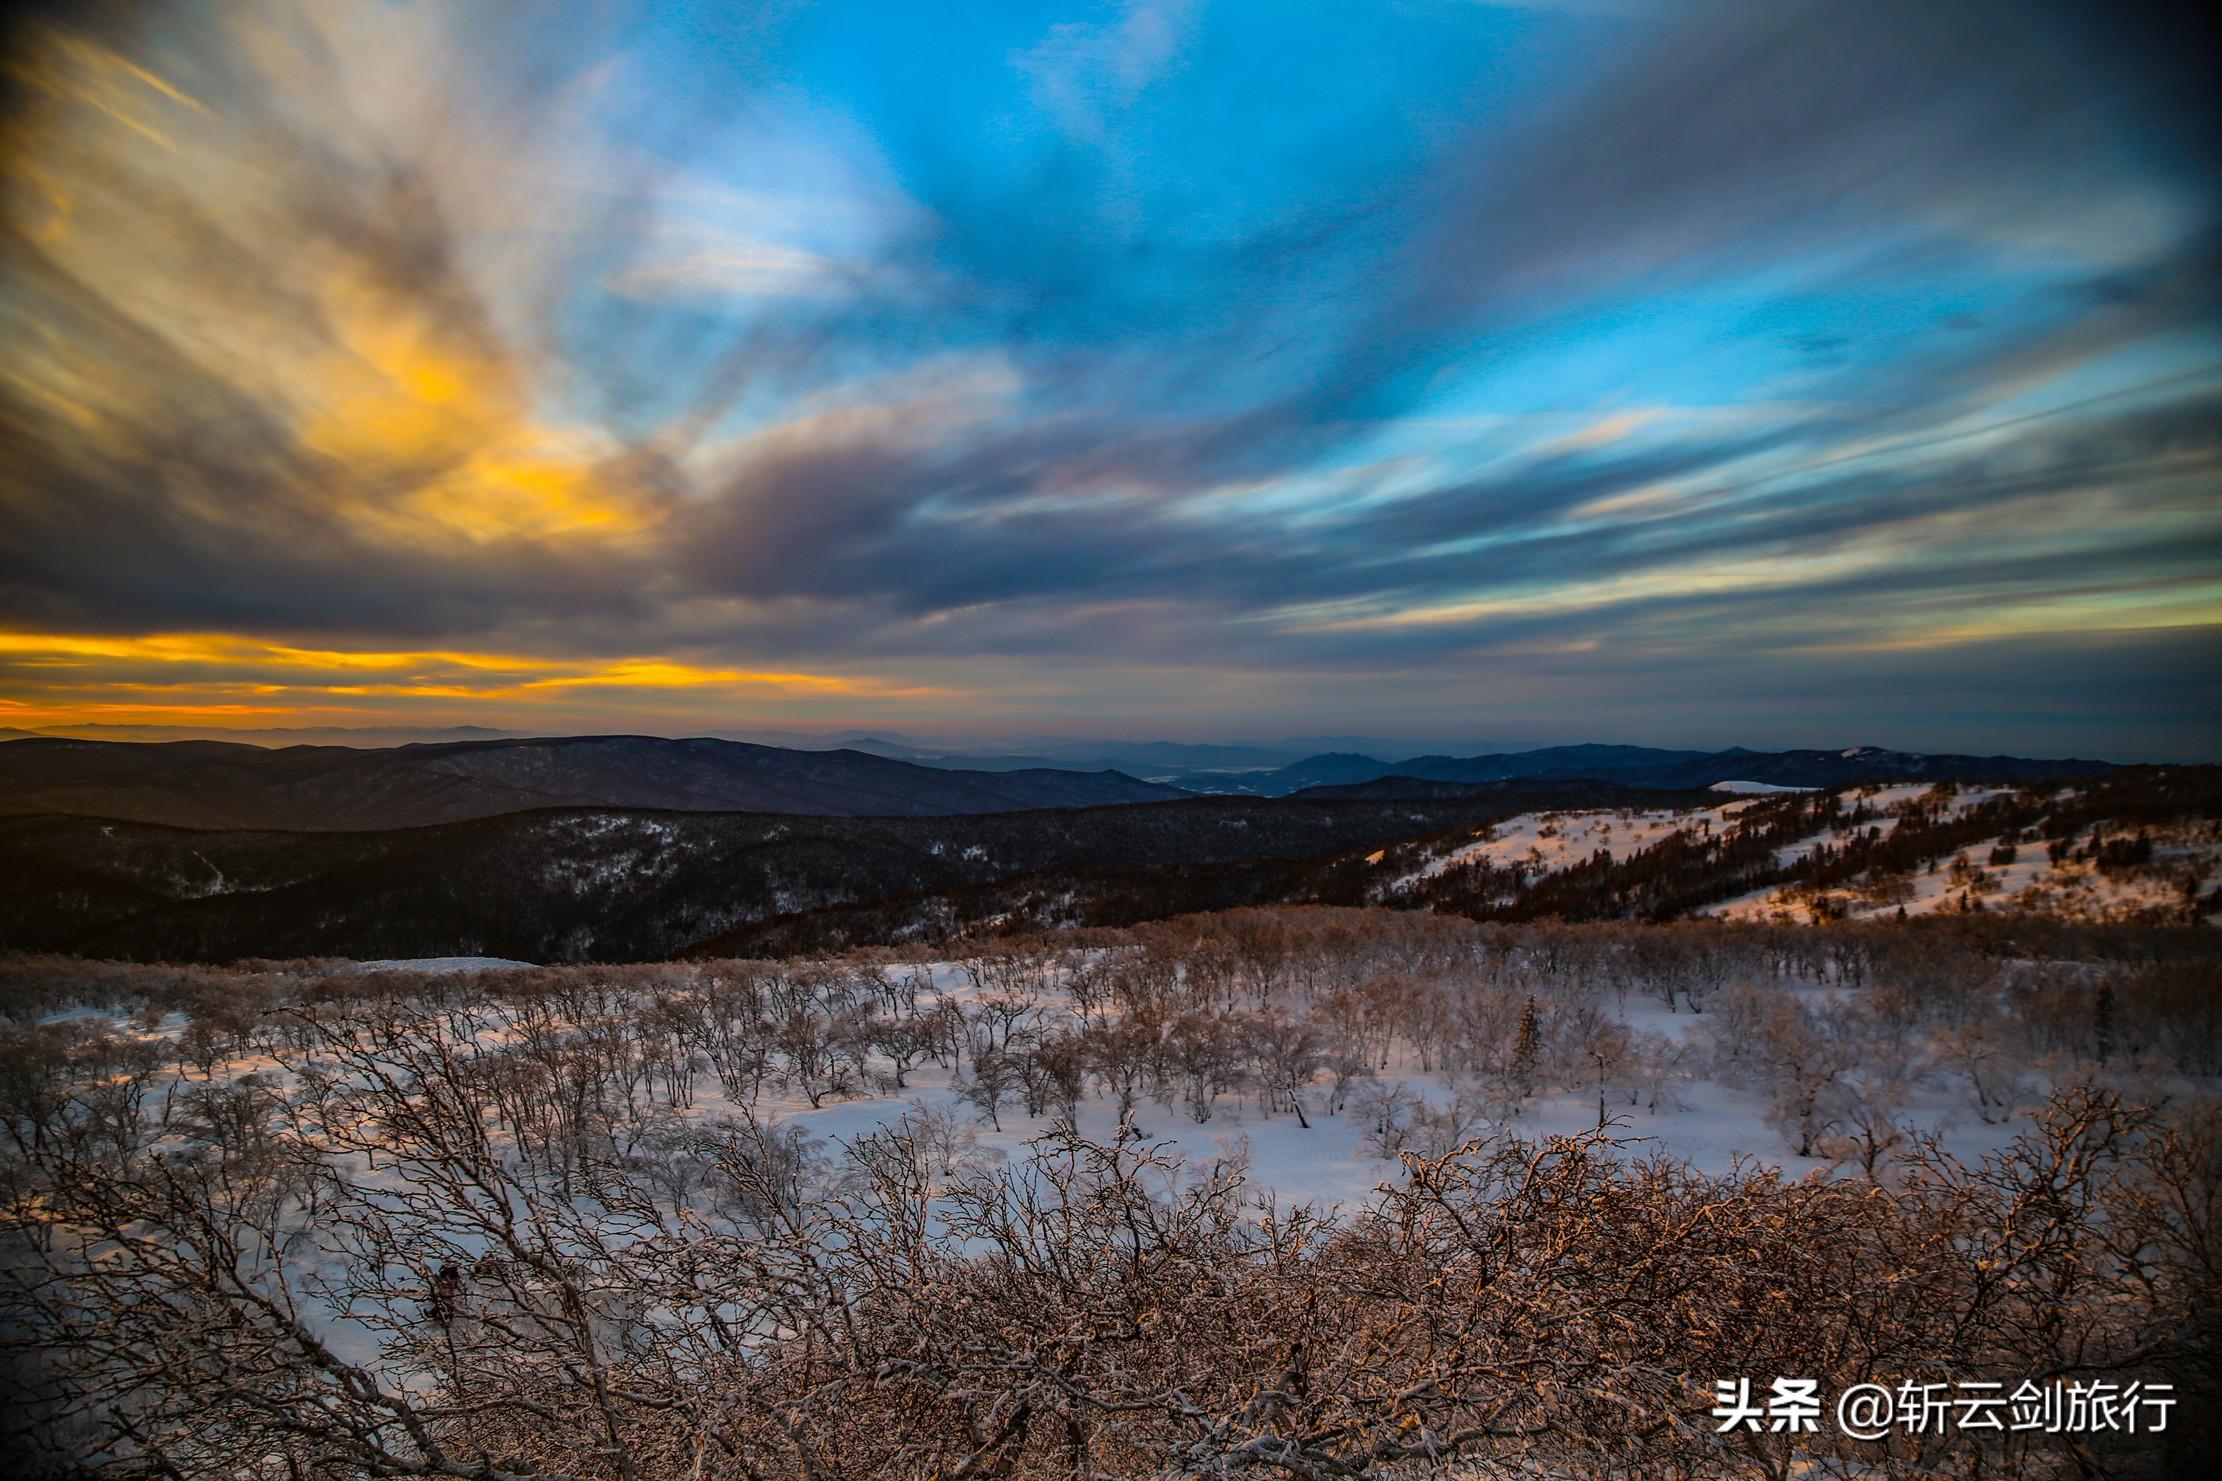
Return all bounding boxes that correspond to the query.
[1366,782,2218,925]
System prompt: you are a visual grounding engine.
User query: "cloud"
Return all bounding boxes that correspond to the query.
[1014,0,1197,145]
[605,240,843,301]
[0,0,2216,754]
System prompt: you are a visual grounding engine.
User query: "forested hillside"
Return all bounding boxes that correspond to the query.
[0,783,1675,962]
[4,771,2212,965]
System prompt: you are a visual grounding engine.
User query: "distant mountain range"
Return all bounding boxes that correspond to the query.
[0,724,1483,780]
[0,734,2120,832]
[0,735,1187,830]
[1210,743,2115,797]
[823,735,1452,781]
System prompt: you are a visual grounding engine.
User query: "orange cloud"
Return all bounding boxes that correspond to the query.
[298,273,654,545]
[5,17,660,560]
[0,631,952,727]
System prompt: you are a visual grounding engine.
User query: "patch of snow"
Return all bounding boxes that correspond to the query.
[1706,818,2220,926]
[345,957,538,974]
[1382,806,1717,894]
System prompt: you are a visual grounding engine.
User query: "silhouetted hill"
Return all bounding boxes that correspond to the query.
[0,735,1190,830]
[1294,776,1523,800]
[1239,743,2112,796]
[1234,752,1410,793]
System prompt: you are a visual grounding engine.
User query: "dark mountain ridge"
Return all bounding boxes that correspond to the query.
[0,733,2123,834]
[1220,743,2114,796]
[0,734,1189,830]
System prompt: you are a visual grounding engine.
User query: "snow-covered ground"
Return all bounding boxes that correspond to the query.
[1706,821,2220,926]
[30,918,2213,1392]
[346,956,538,974]
[1378,805,1726,892]
[750,978,2027,1198]
[47,956,2038,1218]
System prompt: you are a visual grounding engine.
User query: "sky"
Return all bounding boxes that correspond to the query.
[1,0,2217,760]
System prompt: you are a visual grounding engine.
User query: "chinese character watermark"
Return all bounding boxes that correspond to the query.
[1711,1379,2174,1439]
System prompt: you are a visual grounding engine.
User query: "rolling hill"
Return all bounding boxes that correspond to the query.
[1207,743,2115,796]
[0,735,1191,830]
